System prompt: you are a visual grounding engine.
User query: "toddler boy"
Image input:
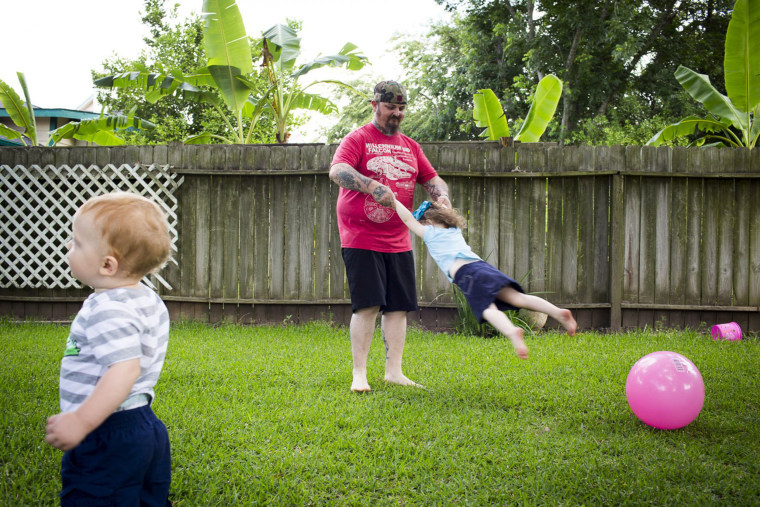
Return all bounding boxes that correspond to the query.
[45,192,173,506]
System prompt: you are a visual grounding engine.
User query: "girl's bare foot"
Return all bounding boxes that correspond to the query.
[508,328,529,360]
[557,309,577,336]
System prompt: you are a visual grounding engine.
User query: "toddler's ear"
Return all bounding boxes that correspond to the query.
[99,256,120,277]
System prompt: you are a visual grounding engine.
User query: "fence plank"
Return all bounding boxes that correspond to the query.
[513,177,531,288]
[284,175,300,299]
[685,150,703,309]
[734,179,750,306]
[314,174,331,300]
[299,175,316,300]
[193,176,211,302]
[253,176,270,300]
[701,149,721,305]
[269,174,285,299]
[561,148,579,303]
[482,174,500,266]
[239,175,256,300]
[222,175,241,301]
[497,177,517,285]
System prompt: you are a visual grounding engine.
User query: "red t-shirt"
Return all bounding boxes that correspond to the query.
[332,124,438,252]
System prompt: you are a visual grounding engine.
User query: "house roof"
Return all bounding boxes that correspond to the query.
[0,106,100,120]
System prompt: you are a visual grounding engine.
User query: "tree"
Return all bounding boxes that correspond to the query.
[392,0,733,144]
[648,0,760,148]
[95,0,276,144]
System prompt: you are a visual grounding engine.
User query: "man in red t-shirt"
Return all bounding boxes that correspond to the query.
[329,80,451,392]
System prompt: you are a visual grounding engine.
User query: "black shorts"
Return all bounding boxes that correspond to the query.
[453,260,524,323]
[342,248,418,313]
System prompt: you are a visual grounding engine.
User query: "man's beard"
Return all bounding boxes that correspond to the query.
[374,117,401,135]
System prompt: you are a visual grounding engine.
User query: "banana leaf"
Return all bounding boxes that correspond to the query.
[0,76,36,146]
[313,79,371,101]
[516,74,562,143]
[675,66,746,131]
[473,89,509,140]
[240,89,271,118]
[0,123,25,143]
[95,71,202,104]
[183,67,217,88]
[286,91,338,115]
[49,109,155,146]
[184,133,233,144]
[646,116,734,147]
[202,0,252,112]
[750,105,760,147]
[16,73,37,146]
[723,0,760,113]
[291,43,369,78]
[262,24,301,73]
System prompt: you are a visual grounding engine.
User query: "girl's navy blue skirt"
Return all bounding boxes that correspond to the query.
[453,260,525,323]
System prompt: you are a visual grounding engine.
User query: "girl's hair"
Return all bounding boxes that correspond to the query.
[77,192,171,278]
[420,201,466,229]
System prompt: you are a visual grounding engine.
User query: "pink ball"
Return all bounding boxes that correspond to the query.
[626,351,705,430]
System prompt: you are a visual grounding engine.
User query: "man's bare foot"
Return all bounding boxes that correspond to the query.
[384,373,424,389]
[508,328,529,360]
[557,309,577,336]
[351,372,371,392]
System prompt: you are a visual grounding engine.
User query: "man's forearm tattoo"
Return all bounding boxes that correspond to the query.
[372,185,389,201]
[335,169,372,192]
[423,181,448,200]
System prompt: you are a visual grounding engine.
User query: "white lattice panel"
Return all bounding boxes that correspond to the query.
[0,164,184,290]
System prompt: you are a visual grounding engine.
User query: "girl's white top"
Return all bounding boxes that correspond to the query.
[423,226,481,282]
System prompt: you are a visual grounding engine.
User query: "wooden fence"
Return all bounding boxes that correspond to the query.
[1,142,759,333]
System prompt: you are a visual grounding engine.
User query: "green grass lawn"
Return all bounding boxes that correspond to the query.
[2,320,759,505]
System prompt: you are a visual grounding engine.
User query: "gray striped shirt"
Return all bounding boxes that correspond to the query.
[59,284,170,413]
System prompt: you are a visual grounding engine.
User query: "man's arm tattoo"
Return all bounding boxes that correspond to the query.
[335,168,372,192]
[422,180,448,200]
[372,185,389,201]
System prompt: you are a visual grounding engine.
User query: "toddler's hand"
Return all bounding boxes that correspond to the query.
[45,412,90,451]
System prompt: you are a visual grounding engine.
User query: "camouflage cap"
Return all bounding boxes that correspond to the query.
[373,80,407,104]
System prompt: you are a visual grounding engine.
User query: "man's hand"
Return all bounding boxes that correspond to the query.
[371,183,395,208]
[436,194,452,209]
[45,412,92,451]
[422,175,451,208]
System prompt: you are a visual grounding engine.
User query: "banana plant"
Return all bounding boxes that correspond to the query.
[1,73,150,146]
[648,0,759,148]
[0,73,38,146]
[94,0,265,144]
[473,74,563,142]
[260,23,369,143]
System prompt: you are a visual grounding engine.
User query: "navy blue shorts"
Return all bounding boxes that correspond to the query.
[60,404,171,507]
[453,260,525,323]
[342,248,418,313]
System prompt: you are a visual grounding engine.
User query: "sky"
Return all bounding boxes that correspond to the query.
[2,0,451,141]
